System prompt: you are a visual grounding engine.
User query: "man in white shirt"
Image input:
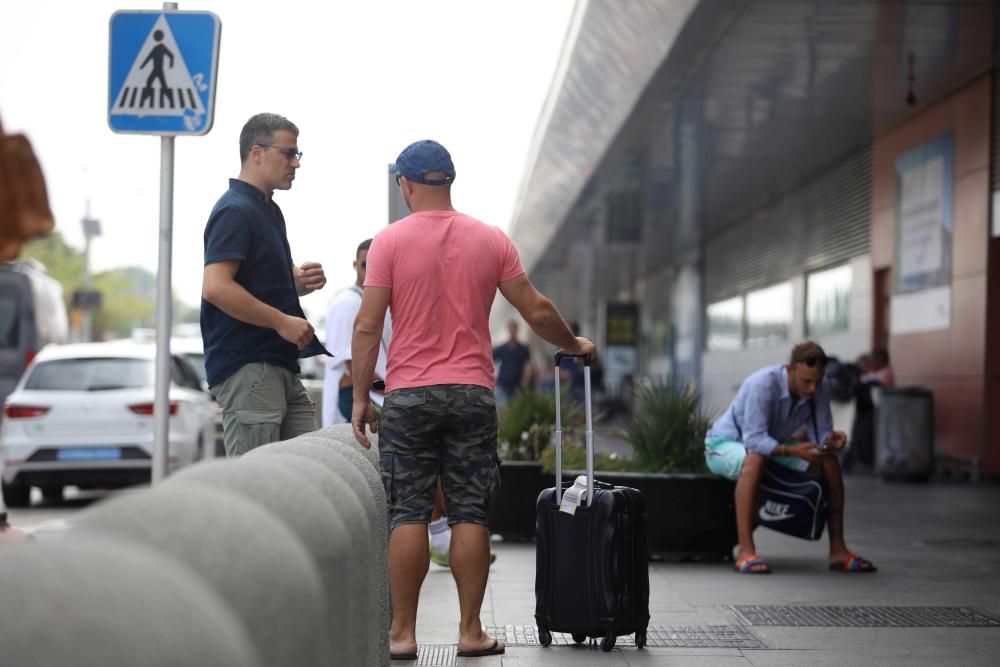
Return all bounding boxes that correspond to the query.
[323,239,389,426]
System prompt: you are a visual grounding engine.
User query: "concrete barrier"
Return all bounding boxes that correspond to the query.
[73,484,329,667]
[0,534,261,667]
[320,423,381,471]
[250,435,390,665]
[165,457,354,666]
[245,442,383,666]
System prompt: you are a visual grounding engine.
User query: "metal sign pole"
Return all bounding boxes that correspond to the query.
[151,0,180,485]
[152,132,174,485]
[108,1,219,483]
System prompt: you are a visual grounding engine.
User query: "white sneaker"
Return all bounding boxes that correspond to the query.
[427,536,497,567]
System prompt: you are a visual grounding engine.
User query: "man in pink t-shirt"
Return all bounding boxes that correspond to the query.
[351,140,596,661]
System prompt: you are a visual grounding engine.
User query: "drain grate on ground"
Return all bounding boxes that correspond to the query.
[728,605,1000,628]
[484,624,766,649]
[915,538,1000,549]
[392,645,456,666]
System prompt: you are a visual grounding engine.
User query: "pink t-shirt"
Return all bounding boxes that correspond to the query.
[364,210,525,391]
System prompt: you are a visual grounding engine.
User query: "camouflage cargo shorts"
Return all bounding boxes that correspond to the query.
[378,384,501,531]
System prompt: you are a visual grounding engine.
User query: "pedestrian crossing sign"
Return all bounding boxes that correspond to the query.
[108,10,221,135]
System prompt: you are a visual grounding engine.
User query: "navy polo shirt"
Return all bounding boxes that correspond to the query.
[200,179,326,388]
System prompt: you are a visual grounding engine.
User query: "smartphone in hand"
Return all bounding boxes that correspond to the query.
[819,435,835,451]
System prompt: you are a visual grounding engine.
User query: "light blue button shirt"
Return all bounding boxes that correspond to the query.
[707,364,833,456]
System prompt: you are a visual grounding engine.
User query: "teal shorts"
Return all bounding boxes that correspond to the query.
[704,437,808,480]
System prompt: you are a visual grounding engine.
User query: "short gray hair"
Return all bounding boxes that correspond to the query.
[239,113,299,164]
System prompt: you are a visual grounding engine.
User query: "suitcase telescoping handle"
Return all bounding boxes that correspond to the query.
[553,350,594,506]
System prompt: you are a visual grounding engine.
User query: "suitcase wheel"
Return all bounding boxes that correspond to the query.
[538,628,552,647]
[571,633,587,644]
[635,628,647,650]
[600,635,616,652]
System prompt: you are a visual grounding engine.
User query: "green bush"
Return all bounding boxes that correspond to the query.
[626,378,712,474]
[497,387,582,461]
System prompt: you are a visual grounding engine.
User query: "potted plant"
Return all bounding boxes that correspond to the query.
[599,379,736,561]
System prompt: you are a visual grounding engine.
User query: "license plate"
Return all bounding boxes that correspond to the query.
[57,447,121,461]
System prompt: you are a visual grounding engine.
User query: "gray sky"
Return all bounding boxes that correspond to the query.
[0,0,575,321]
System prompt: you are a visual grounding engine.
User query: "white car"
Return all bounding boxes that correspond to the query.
[0,341,217,507]
[168,335,224,457]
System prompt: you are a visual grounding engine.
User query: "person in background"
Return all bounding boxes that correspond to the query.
[322,239,386,427]
[862,347,894,387]
[491,319,532,406]
[855,353,872,377]
[704,341,876,575]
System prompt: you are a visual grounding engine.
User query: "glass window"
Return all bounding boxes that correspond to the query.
[706,297,744,351]
[25,357,155,391]
[806,264,852,337]
[745,282,792,347]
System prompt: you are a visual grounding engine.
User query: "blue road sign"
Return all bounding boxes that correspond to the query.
[108,10,221,135]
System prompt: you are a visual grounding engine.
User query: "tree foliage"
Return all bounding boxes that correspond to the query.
[18,232,197,340]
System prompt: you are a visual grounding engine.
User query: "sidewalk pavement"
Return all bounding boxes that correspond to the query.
[407,474,1000,665]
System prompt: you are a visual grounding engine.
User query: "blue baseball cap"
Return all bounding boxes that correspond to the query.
[388,140,456,186]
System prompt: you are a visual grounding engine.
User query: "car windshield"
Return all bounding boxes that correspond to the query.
[24,357,154,391]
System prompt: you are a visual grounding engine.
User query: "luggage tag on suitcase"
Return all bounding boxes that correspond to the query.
[559,476,590,515]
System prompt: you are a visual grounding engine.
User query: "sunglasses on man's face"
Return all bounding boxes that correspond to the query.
[256,144,303,161]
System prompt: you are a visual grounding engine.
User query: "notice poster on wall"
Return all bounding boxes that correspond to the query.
[605,302,639,376]
[891,134,953,335]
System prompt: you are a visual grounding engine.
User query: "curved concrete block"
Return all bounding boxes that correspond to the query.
[286,434,387,532]
[0,534,260,667]
[72,484,328,667]
[166,458,351,666]
[244,445,383,666]
[315,423,380,471]
[252,436,390,665]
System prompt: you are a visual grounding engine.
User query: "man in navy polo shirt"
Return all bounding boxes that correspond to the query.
[201,112,328,457]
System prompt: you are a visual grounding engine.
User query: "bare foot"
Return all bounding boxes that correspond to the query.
[389,634,417,659]
[456,634,505,656]
[828,548,854,565]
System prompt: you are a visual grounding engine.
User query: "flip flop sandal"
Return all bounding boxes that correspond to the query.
[389,651,417,661]
[734,554,771,574]
[456,639,505,658]
[830,553,877,572]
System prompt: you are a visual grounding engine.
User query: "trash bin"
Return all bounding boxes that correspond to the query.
[875,386,934,481]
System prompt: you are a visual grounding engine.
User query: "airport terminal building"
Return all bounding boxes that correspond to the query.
[504,0,1000,477]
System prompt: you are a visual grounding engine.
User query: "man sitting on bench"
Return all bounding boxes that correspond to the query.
[705,341,877,574]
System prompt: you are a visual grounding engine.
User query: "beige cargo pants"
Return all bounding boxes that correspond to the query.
[211,362,318,457]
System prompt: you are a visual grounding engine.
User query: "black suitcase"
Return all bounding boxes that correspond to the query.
[755,459,828,540]
[534,351,650,652]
